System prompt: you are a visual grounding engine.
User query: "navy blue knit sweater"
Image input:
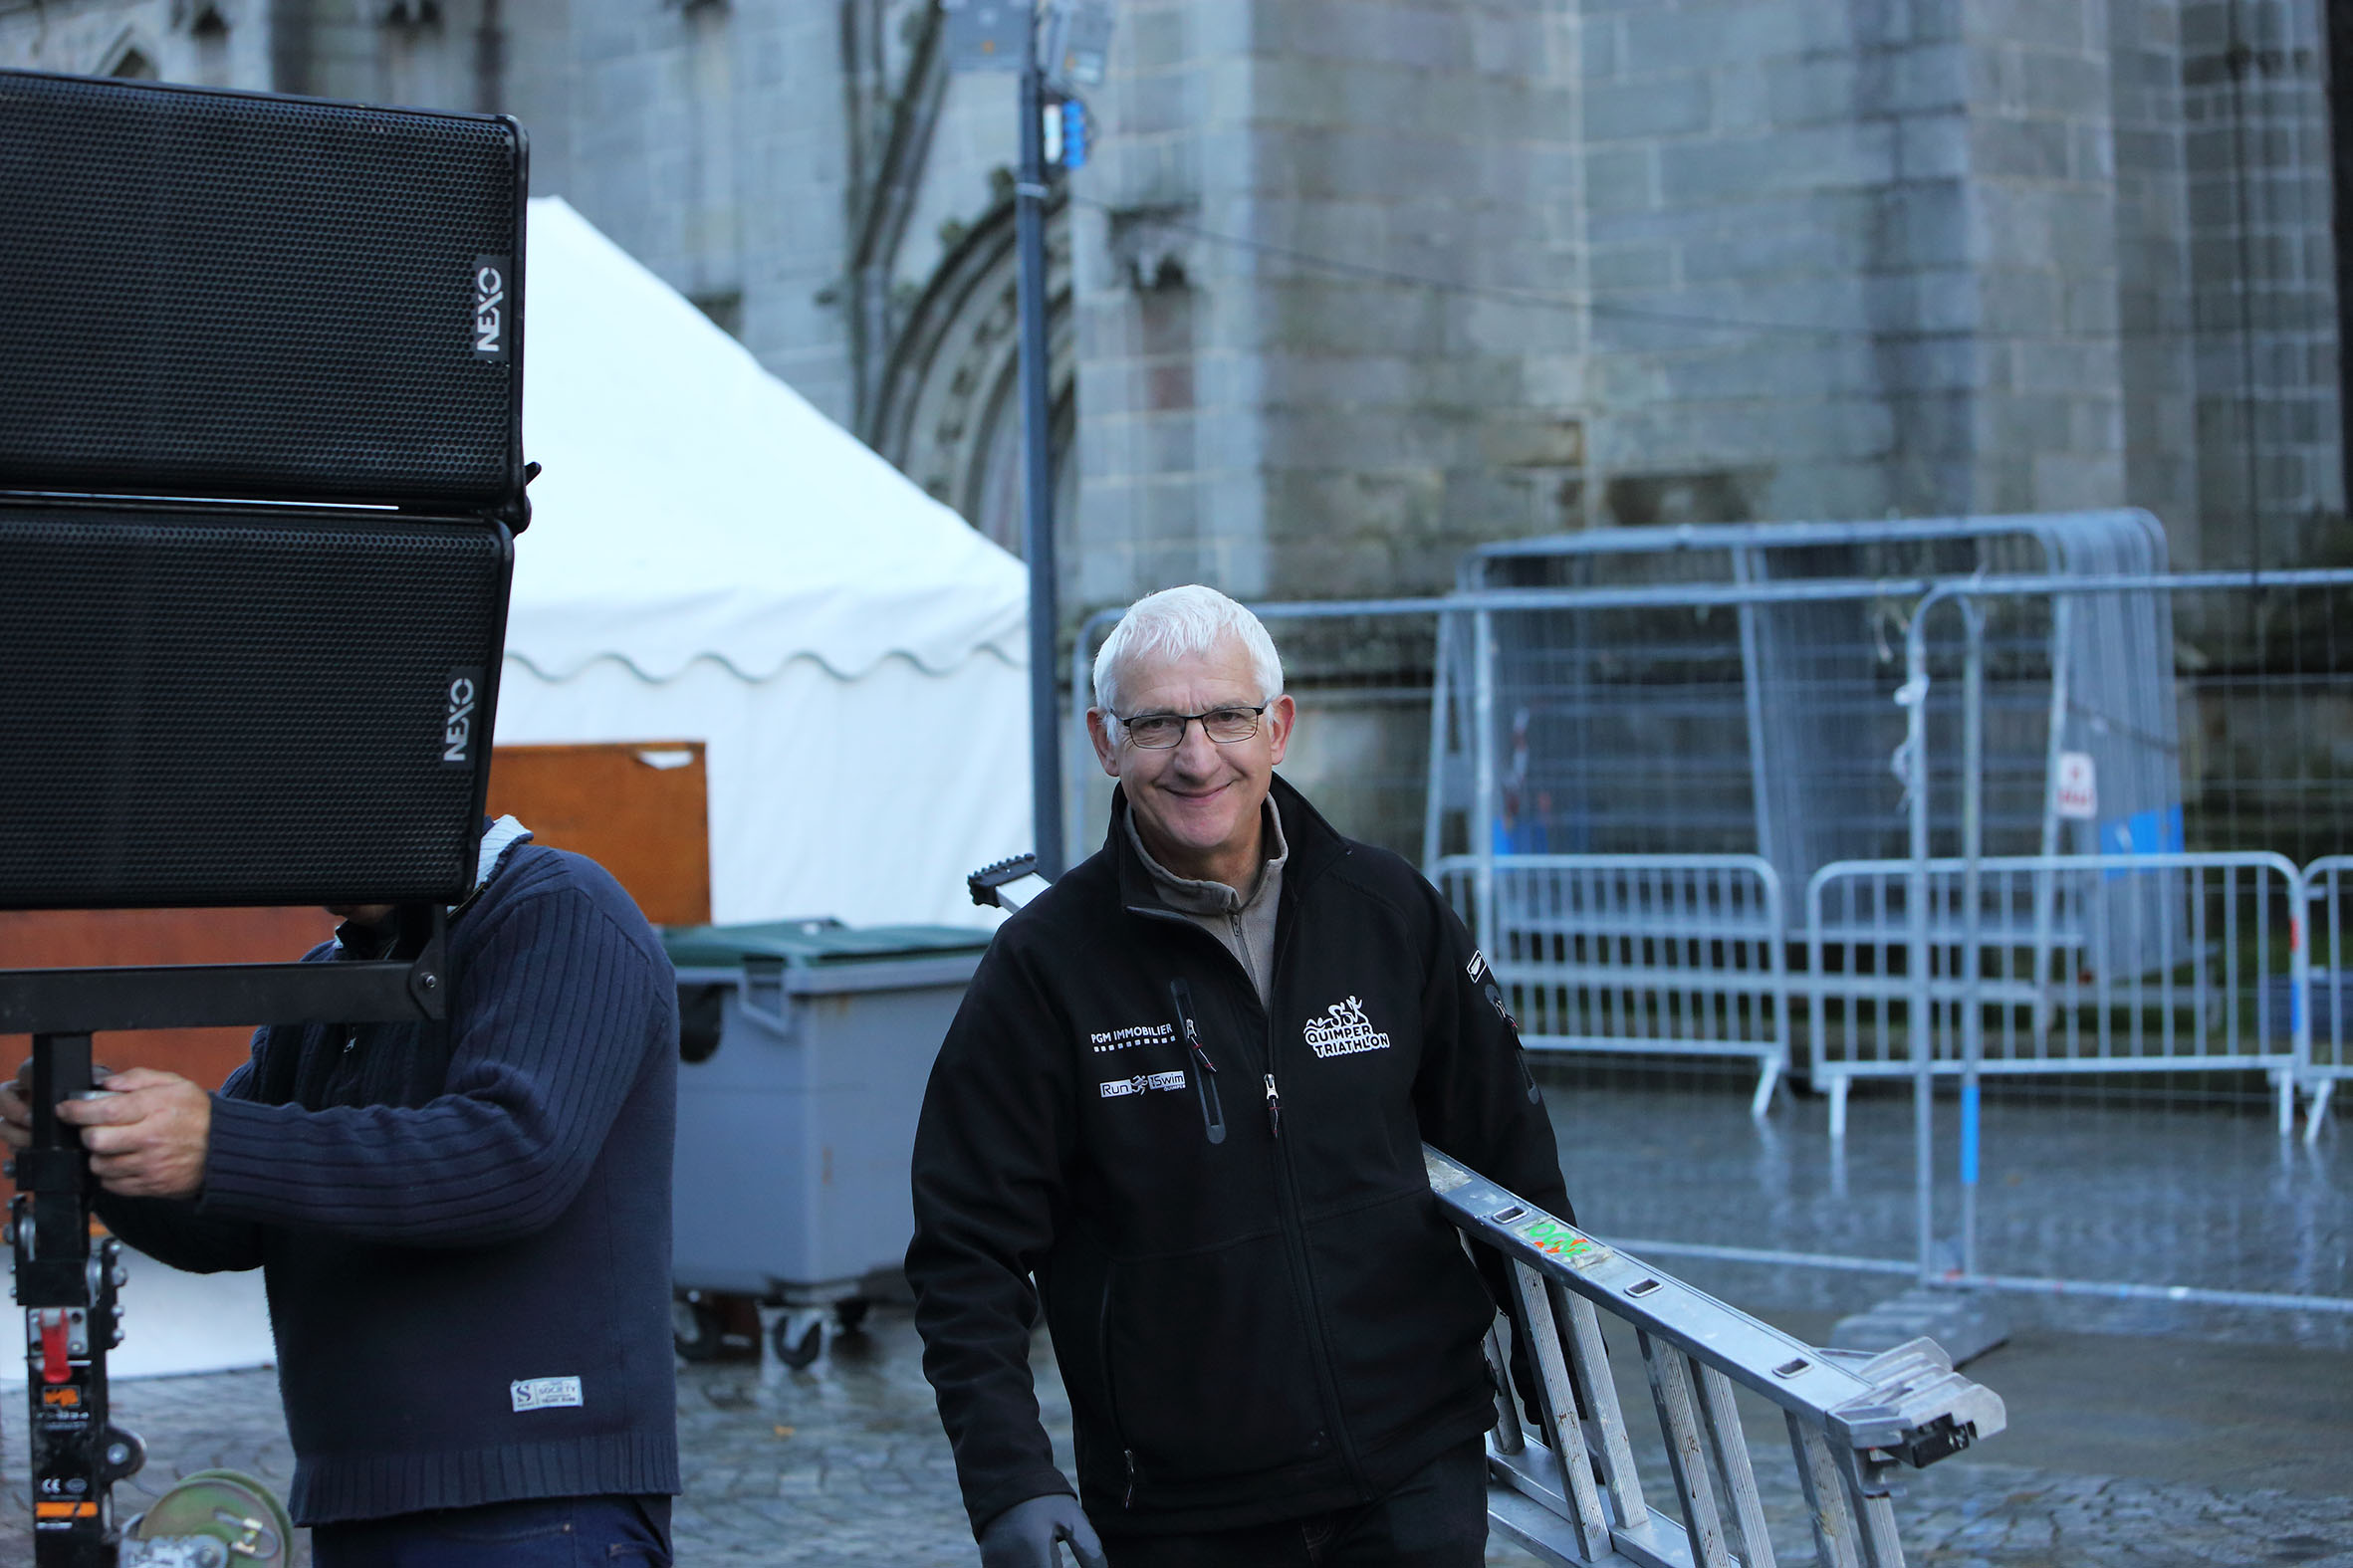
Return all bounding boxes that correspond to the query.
[97,843,680,1525]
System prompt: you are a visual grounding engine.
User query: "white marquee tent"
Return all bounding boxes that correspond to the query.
[495,197,1032,929]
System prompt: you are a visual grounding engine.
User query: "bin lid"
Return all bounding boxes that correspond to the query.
[660,918,993,971]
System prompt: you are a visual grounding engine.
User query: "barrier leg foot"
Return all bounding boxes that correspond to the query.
[1751,1058,1781,1122]
[1828,1077,1849,1142]
[2306,1080,2335,1147]
[2276,1070,2294,1138]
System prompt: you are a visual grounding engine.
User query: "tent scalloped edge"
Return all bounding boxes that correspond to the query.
[502,639,1027,686]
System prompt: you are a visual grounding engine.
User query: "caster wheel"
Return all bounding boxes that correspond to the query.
[673,1292,726,1362]
[833,1298,870,1335]
[773,1308,825,1369]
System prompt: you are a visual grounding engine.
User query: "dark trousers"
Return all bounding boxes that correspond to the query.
[1104,1439,1488,1568]
[311,1493,671,1568]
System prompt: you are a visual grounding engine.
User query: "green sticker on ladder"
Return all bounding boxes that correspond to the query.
[1521,1218,1610,1269]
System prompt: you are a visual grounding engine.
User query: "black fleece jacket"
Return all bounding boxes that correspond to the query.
[97,843,681,1525]
[907,778,1569,1538]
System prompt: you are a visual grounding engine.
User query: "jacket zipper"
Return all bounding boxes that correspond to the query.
[1169,980,1225,1145]
[1126,896,1367,1492]
[1252,914,1367,1494]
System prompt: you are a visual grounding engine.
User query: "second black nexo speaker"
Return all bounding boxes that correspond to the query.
[0,502,513,910]
[0,71,527,516]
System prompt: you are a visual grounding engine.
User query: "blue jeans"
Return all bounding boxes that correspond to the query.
[1103,1440,1488,1568]
[311,1494,671,1568]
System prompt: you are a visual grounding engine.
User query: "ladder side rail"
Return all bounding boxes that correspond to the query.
[1505,1260,1616,1559]
[1637,1332,1734,1568]
[1558,1288,1650,1530]
[1785,1415,1865,1568]
[1840,1470,1908,1568]
[1695,1363,1778,1568]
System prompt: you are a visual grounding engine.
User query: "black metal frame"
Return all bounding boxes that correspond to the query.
[3,910,449,1567]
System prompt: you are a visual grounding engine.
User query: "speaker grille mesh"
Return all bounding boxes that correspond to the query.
[0,72,523,509]
[0,508,511,909]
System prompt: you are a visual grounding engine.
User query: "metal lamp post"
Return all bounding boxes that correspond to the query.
[944,0,1109,878]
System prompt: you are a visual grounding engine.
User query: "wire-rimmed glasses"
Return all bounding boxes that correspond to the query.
[1113,703,1271,749]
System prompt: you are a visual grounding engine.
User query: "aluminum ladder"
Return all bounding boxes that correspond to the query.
[1428,1148,2005,1567]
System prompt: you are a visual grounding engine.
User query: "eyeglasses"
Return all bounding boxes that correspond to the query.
[1114,703,1271,749]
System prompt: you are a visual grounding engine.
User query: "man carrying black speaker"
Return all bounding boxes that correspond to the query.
[0,817,682,1568]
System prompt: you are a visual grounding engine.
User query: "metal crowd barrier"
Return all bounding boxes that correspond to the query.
[1803,851,2306,1138]
[1429,854,1790,1119]
[1428,1147,2005,1567]
[2301,855,2353,1139]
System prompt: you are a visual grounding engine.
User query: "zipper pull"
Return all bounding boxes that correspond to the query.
[1264,1073,1282,1139]
[1172,981,1215,1072]
[1124,1449,1138,1508]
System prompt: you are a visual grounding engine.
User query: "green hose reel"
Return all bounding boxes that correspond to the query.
[118,1469,294,1568]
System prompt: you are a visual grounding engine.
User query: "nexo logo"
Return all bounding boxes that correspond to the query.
[442,670,482,767]
[471,255,510,360]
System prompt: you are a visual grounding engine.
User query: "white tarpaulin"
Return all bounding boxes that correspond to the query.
[496,197,1031,928]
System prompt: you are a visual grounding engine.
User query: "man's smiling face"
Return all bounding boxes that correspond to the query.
[1087,636,1294,888]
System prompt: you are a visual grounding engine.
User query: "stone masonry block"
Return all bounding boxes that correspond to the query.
[1970,114,2073,180]
[1968,0,2096,54]
[1897,112,1974,179]
[1620,0,1853,76]
[1584,146,1656,214]
[2032,449,2129,509]
[1583,73,1711,142]
[1891,42,1973,113]
[1659,121,1896,203]
[1662,341,1880,401]
[1590,244,1677,291]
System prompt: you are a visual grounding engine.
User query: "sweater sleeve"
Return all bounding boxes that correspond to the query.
[1410,886,1572,1225]
[904,939,1080,1535]
[195,889,668,1245]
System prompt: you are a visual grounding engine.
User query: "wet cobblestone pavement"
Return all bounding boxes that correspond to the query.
[0,1302,2344,1566]
[0,1080,2343,1564]
[1547,1075,2353,1351]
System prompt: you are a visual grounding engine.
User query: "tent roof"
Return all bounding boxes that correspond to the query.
[506,197,1026,683]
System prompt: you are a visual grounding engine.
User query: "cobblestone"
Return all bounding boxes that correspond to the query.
[0,1083,2342,1562]
[0,1306,2344,1565]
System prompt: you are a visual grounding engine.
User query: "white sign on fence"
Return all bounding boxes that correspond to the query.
[2055,751,2098,819]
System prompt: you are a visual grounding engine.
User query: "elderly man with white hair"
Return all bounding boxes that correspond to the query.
[907,584,1570,1568]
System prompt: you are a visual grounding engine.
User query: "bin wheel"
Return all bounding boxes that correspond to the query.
[673,1293,727,1362]
[773,1309,825,1370]
[833,1299,870,1335]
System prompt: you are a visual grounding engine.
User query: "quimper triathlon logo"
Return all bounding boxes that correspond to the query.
[1304,996,1392,1059]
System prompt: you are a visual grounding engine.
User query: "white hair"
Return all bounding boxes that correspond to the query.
[1092,584,1285,719]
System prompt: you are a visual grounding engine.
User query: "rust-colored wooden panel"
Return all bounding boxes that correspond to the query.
[0,906,342,1198]
[0,906,340,1087]
[486,742,711,927]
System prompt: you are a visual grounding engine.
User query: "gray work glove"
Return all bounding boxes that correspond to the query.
[978,1493,1108,1568]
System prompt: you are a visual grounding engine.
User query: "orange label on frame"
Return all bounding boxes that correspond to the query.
[39,1387,79,1407]
[35,1502,98,1519]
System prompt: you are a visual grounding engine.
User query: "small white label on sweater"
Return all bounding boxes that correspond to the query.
[511,1376,584,1413]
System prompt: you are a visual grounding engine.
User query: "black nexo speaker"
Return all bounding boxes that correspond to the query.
[0,503,513,909]
[0,71,527,517]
